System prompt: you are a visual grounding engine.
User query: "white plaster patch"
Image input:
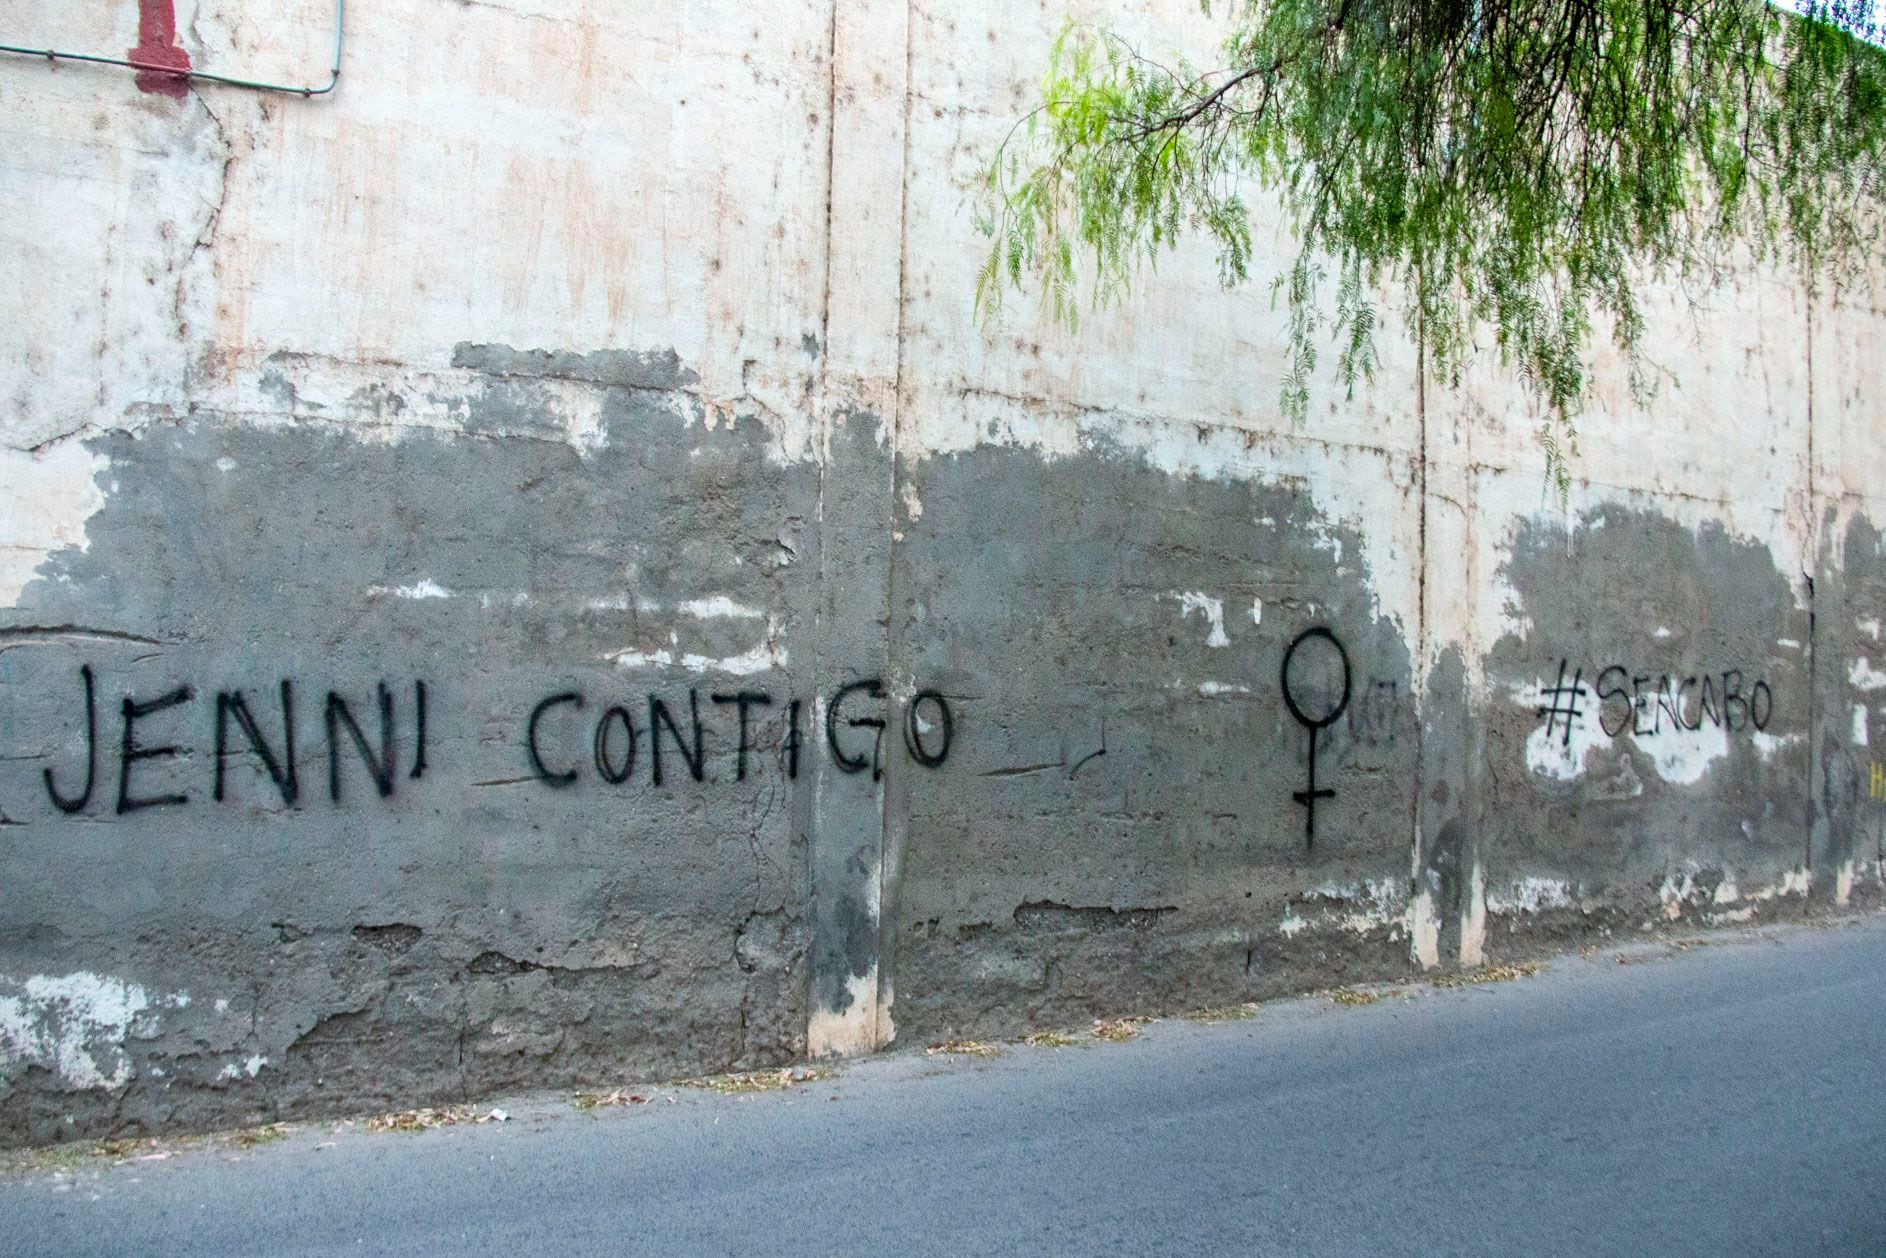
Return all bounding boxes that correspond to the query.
[1860,618,1882,642]
[1169,592,1230,647]
[1699,866,1810,916]
[369,579,452,601]
[1642,720,1731,786]
[676,595,765,620]
[1486,877,1574,915]
[1855,704,1871,747]
[1461,863,1487,966]
[1514,670,1606,779]
[678,643,788,676]
[1410,891,1441,970]
[1279,879,1410,940]
[1196,681,1250,697]
[807,966,889,1057]
[1850,658,1886,691]
[1659,867,1701,919]
[1750,730,1804,759]
[1524,716,1609,782]
[0,972,157,1090]
[1249,598,1262,626]
[607,618,787,675]
[217,1054,267,1081]
[608,647,675,669]
[0,443,109,607]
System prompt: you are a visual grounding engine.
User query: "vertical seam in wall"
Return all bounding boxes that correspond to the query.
[803,0,844,1044]
[1805,293,1818,879]
[1412,284,1429,919]
[873,0,920,1044]
[816,0,843,406]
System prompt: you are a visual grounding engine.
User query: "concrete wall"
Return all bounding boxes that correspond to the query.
[0,0,1876,1145]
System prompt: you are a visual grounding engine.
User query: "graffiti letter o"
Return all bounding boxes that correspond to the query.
[904,690,953,768]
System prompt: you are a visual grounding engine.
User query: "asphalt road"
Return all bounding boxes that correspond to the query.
[5,918,1885,1257]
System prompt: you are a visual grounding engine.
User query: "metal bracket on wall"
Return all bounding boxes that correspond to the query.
[0,0,343,97]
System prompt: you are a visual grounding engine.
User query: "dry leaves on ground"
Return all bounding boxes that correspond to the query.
[365,1107,475,1134]
[571,1090,652,1111]
[1328,988,1380,1006]
[1185,1005,1258,1023]
[1020,1030,1079,1048]
[927,1039,1004,1058]
[1092,1016,1153,1042]
[229,1123,292,1149]
[1430,962,1542,988]
[686,1067,833,1095]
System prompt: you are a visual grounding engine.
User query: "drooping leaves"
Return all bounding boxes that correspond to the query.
[976,0,1886,491]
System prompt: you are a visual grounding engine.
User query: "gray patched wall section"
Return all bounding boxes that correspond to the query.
[2,0,1882,1149]
[0,354,1875,1145]
[0,367,822,1144]
[886,442,1416,1041]
[1812,514,1886,907]
[1481,504,1813,947]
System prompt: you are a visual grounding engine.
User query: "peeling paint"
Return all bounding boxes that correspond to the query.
[1750,729,1804,759]
[1461,863,1488,967]
[369,579,453,601]
[0,444,108,608]
[1851,658,1886,691]
[1279,881,1411,940]
[676,596,766,620]
[0,973,156,1091]
[1410,891,1442,970]
[216,1054,267,1081]
[1486,877,1575,915]
[807,967,887,1058]
[607,618,788,675]
[1169,591,1230,648]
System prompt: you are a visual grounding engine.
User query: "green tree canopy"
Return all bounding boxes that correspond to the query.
[977,0,1886,489]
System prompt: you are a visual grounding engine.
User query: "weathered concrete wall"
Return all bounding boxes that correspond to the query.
[0,0,1877,1145]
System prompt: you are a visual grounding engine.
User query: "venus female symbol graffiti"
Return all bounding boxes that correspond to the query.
[1281,626,1351,851]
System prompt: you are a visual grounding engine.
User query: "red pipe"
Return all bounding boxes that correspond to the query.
[128,0,191,97]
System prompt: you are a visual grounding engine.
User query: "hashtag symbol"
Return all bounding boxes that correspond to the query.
[1536,659,1586,747]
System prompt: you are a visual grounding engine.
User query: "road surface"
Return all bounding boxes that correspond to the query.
[4,917,1884,1256]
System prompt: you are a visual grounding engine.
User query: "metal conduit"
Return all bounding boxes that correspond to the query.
[0,0,343,96]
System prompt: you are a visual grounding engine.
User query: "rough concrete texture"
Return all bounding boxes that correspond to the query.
[0,387,816,1145]
[1479,502,1813,952]
[0,0,1879,1144]
[887,441,1415,1041]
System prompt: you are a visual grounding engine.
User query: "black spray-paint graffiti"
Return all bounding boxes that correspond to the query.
[1536,659,1774,744]
[38,669,428,816]
[25,667,954,818]
[1281,627,1351,850]
[524,680,954,789]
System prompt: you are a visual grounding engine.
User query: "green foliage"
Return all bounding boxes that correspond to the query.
[976,0,1886,490]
